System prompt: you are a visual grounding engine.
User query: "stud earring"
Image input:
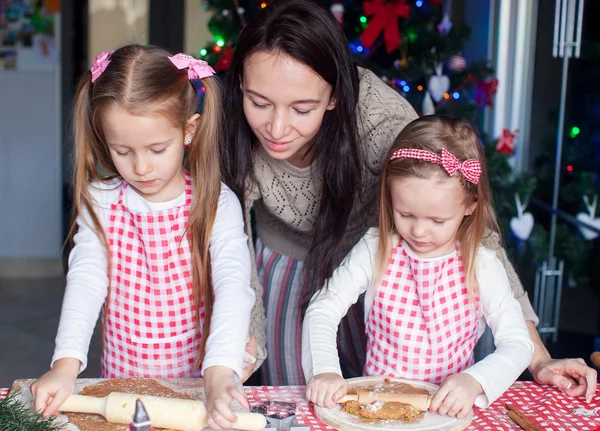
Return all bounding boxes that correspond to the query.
[185,138,192,146]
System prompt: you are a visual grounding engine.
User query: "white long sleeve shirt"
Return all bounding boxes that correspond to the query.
[52,180,255,379]
[302,228,533,407]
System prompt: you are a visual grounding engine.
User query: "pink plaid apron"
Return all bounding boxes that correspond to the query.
[101,173,205,378]
[364,241,480,384]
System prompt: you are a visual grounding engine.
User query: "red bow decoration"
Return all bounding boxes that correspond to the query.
[496,129,518,155]
[214,45,234,72]
[475,77,498,107]
[390,148,482,184]
[360,0,410,53]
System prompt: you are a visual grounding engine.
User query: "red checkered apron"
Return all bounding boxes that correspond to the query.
[101,173,205,378]
[364,242,480,384]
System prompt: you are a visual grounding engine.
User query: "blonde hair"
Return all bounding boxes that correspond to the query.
[376,115,500,292]
[69,44,222,366]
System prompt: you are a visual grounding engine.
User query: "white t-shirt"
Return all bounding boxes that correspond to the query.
[52,180,255,379]
[302,228,533,407]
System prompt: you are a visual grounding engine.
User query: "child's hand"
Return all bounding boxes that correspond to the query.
[306,372,348,408]
[204,365,249,430]
[429,373,483,419]
[241,334,257,383]
[30,358,80,418]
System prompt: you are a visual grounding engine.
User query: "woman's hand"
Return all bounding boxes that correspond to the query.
[306,372,348,408]
[530,357,597,403]
[527,321,597,402]
[30,358,81,418]
[204,365,249,430]
[429,373,482,419]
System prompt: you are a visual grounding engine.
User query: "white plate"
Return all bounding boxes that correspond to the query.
[314,376,472,431]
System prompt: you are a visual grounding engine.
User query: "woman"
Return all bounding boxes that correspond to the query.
[221,0,596,401]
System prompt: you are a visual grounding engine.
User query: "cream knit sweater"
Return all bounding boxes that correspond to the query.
[244,67,538,370]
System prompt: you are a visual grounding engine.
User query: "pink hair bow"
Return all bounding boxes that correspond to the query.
[168,53,215,80]
[90,50,114,83]
[390,148,482,185]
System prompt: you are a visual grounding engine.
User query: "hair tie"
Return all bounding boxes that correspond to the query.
[168,53,215,80]
[90,50,114,83]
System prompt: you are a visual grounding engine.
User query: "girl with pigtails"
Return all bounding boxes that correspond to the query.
[31,45,256,430]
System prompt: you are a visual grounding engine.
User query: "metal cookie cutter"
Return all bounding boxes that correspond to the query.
[250,401,310,431]
[127,399,154,431]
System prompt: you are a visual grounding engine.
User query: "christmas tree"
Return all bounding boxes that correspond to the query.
[196,0,599,293]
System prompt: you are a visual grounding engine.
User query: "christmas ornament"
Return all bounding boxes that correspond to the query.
[576,195,600,241]
[330,3,345,26]
[360,0,411,53]
[496,129,518,154]
[427,64,450,102]
[422,91,435,115]
[476,77,498,107]
[214,44,234,72]
[437,13,452,35]
[447,55,466,72]
[510,193,534,241]
[214,44,233,72]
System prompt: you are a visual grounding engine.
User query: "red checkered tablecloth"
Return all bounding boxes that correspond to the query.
[244,382,600,431]
[2,382,599,430]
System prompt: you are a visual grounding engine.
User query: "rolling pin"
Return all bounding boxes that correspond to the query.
[338,391,432,411]
[58,392,267,431]
[592,351,600,368]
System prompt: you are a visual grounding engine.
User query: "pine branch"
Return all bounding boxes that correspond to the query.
[0,391,65,431]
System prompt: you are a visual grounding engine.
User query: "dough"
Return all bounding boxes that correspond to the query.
[341,379,429,422]
[66,378,191,431]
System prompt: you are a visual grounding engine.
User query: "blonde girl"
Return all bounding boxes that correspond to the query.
[303,116,534,418]
[31,45,255,430]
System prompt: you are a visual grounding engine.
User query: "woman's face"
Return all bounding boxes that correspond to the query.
[241,51,336,168]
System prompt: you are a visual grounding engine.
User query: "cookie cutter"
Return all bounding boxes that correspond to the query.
[250,401,310,431]
[127,399,154,431]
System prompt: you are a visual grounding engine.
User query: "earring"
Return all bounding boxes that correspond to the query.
[185,138,192,146]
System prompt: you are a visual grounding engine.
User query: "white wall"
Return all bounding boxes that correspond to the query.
[88,0,149,64]
[0,69,62,260]
[185,0,213,56]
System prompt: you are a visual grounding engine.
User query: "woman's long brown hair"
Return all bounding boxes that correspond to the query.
[69,44,221,367]
[376,115,500,293]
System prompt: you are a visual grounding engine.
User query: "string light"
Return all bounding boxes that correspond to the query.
[452,92,460,99]
[356,45,364,52]
[360,16,367,23]
[416,1,423,7]
[570,126,580,138]
[216,39,225,47]
[417,85,423,91]
[199,48,207,57]
[260,2,267,8]
[403,85,410,92]
[443,93,450,99]
[214,45,222,53]
[567,165,573,172]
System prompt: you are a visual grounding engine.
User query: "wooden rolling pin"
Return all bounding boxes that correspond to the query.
[338,391,432,411]
[591,351,600,368]
[58,392,267,431]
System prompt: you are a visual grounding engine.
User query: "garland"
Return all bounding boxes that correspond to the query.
[0,391,64,431]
